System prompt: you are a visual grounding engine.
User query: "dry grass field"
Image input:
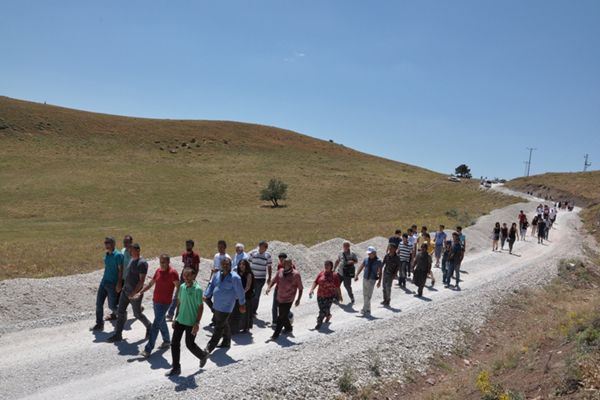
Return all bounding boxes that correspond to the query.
[0,96,518,280]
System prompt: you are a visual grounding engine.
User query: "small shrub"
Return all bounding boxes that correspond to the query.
[338,367,356,393]
[367,350,381,377]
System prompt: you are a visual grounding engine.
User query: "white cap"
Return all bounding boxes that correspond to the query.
[366,246,376,255]
[235,243,244,250]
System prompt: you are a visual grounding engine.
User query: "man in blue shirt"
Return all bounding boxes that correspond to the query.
[203,257,246,352]
[354,246,382,316]
[90,237,123,331]
[433,225,447,268]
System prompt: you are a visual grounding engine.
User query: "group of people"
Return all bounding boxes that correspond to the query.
[92,225,468,376]
[491,205,559,254]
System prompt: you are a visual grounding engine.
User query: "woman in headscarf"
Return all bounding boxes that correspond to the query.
[309,260,341,330]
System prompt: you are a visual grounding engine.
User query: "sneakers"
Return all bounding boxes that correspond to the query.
[158,341,171,350]
[139,350,150,358]
[103,314,117,321]
[90,323,104,331]
[166,367,181,377]
[107,334,123,343]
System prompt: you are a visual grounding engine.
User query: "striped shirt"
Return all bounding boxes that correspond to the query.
[397,242,413,262]
[248,250,272,280]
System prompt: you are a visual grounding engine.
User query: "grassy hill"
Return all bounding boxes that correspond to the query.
[507,171,600,242]
[0,96,517,280]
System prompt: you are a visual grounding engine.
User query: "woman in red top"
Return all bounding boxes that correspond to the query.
[309,260,341,330]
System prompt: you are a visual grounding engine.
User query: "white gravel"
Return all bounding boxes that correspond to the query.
[0,186,586,399]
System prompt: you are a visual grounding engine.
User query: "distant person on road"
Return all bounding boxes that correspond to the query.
[137,254,180,357]
[266,259,303,340]
[107,243,152,342]
[417,232,436,287]
[433,225,447,267]
[500,223,509,250]
[90,237,123,331]
[537,218,547,244]
[520,217,529,241]
[518,210,527,232]
[248,241,273,317]
[355,246,382,316]
[531,215,539,237]
[378,242,401,307]
[413,244,432,297]
[232,243,248,271]
[508,223,519,254]
[334,241,358,304]
[203,258,246,352]
[166,267,208,377]
[397,234,412,288]
[167,239,200,321]
[235,259,255,332]
[492,222,501,251]
[309,260,341,330]
[444,233,462,290]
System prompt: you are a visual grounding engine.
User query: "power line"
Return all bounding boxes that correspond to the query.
[525,147,537,177]
[584,154,592,172]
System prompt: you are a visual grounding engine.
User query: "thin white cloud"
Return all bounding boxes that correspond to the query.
[284,51,307,62]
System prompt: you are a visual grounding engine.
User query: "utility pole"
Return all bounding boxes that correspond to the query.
[584,154,592,172]
[525,147,536,177]
[523,161,529,176]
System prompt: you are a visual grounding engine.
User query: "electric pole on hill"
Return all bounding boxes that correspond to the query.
[584,154,592,172]
[525,147,536,177]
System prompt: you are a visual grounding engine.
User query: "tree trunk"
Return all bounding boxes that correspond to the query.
[272,199,279,207]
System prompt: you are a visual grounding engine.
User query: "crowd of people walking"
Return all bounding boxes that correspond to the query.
[491,203,558,254]
[91,224,469,376]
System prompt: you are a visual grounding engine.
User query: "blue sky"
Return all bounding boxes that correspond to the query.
[1,0,599,178]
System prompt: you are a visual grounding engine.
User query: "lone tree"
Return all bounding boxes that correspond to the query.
[260,178,288,207]
[455,164,472,179]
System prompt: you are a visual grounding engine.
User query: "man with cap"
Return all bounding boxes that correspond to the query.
[334,241,358,304]
[354,246,382,316]
[107,243,152,342]
[378,242,401,307]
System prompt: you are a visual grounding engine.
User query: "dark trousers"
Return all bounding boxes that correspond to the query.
[114,290,151,336]
[171,322,207,369]
[273,302,293,337]
[271,288,279,323]
[317,296,334,324]
[252,278,266,316]
[207,310,231,352]
[337,273,354,301]
[95,280,118,325]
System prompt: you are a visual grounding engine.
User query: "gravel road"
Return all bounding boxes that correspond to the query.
[0,186,585,399]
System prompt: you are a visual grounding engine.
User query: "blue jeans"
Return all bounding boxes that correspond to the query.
[95,280,118,325]
[444,261,455,286]
[145,302,171,353]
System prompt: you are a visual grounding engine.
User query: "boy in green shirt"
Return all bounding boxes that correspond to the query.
[167,267,208,376]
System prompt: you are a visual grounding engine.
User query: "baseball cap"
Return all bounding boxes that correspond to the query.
[366,246,376,255]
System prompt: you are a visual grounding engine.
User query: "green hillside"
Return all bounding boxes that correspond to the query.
[0,96,518,280]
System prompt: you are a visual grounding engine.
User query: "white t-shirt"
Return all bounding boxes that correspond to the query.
[213,252,232,271]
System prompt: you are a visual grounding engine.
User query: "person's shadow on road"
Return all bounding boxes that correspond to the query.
[338,303,358,314]
[168,370,203,392]
[210,348,240,367]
